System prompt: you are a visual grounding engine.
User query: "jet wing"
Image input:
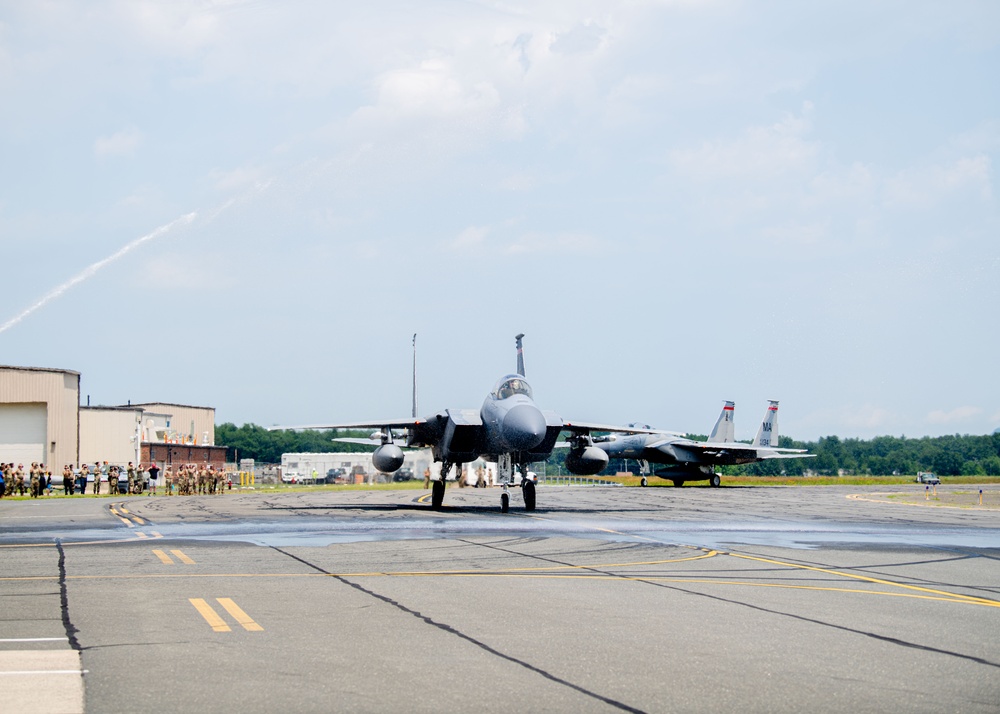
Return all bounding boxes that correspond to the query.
[561,421,661,435]
[270,417,441,449]
[650,438,811,458]
[268,419,423,432]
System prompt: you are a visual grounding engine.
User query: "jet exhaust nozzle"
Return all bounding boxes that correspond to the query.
[502,404,547,451]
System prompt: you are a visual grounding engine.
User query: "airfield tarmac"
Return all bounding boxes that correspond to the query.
[1,484,998,713]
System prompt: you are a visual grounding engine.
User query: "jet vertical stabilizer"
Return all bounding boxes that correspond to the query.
[753,400,780,448]
[515,333,525,376]
[708,401,736,443]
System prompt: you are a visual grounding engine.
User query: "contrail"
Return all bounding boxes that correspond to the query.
[0,211,198,336]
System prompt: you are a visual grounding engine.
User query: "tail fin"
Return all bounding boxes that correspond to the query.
[753,400,780,448]
[515,333,525,376]
[708,401,736,443]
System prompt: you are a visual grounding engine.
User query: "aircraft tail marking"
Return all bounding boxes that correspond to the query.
[707,401,736,443]
[753,400,780,448]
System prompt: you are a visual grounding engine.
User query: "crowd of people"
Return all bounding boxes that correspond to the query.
[0,461,232,498]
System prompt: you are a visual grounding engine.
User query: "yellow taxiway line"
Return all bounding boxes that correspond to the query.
[189,598,231,632]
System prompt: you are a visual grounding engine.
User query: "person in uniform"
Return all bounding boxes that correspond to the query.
[15,464,26,496]
[29,463,40,498]
[91,462,101,495]
[63,464,74,495]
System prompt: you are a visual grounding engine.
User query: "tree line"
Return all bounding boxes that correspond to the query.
[707,432,1000,477]
[216,422,1000,477]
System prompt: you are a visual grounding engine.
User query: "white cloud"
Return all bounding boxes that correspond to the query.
[94,127,143,157]
[760,220,830,248]
[926,406,984,425]
[204,165,266,192]
[140,252,235,292]
[452,225,491,249]
[884,155,993,206]
[373,59,500,120]
[550,21,607,55]
[669,102,819,181]
[506,231,602,254]
[843,404,894,432]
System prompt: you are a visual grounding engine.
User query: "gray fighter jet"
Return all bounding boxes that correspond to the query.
[598,400,812,487]
[299,334,655,512]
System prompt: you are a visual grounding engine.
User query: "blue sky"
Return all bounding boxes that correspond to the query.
[1,1,997,441]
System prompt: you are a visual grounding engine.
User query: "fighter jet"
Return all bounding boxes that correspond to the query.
[597,400,812,487]
[292,334,656,512]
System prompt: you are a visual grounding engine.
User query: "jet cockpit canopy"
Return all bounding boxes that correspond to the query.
[494,375,533,400]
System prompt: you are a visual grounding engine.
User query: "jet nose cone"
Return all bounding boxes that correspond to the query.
[502,404,548,450]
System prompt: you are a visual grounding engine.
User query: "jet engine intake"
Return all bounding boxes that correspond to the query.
[372,444,405,473]
[565,446,609,475]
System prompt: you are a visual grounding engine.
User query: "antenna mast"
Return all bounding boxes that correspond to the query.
[411,333,418,418]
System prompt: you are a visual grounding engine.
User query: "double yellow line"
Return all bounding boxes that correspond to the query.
[189,598,263,632]
[152,549,195,565]
[109,503,146,527]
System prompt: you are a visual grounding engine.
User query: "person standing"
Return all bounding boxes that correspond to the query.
[29,463,40,498]
[148,462,160,495]
[63,465,74,495]
[91,462,101,495]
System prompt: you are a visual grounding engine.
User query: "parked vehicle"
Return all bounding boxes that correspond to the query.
[392,467,415,482]
[916,472,940,485]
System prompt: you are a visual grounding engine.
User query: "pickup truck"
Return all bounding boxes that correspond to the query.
[915,472,940,485]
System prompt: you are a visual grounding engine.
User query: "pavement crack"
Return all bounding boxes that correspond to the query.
[270,546,646,713]
[55,539,81,652]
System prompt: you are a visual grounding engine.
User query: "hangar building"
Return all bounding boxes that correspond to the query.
[1,365,225,470]
[0,366,80,469]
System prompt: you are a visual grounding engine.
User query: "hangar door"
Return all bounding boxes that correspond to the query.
[0,403,47,466]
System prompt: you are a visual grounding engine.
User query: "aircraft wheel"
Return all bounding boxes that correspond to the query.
[500,492,509,513]
[431,480,445,509]
[640,477,648,487]
[709,474,721,488]
[522,480,536,511]
[672,479,683,488]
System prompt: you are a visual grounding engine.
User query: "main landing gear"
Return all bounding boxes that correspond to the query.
[521,477,536,511]
[431,461,456,510]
